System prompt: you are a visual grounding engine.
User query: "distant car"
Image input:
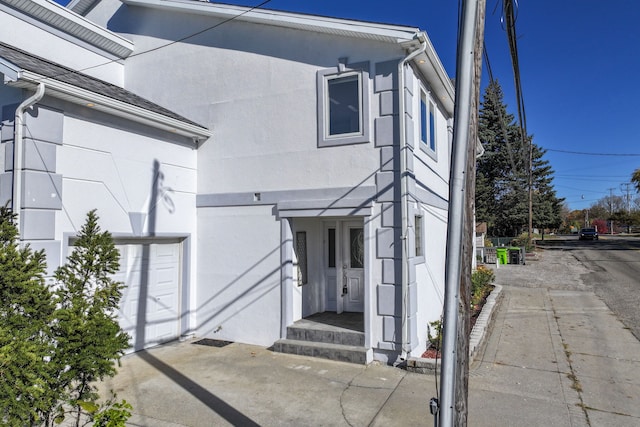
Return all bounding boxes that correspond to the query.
[579,228,598,240]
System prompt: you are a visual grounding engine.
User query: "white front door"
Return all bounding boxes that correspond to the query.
[341,221,365,312]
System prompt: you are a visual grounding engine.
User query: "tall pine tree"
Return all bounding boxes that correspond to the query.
[0,207,55,425]
[50,210,130,426]
[477,81,563,236]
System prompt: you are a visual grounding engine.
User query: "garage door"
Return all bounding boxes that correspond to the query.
[113,240,182,351]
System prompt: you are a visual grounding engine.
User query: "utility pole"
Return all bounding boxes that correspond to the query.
[621,183,632,214]
[621,183,632,233]
[608,187,615,234]
[439,0,485,425]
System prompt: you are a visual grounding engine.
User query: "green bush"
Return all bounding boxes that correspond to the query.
[511,233,535,252]
[427,319,442,351]
[471,266,495,307]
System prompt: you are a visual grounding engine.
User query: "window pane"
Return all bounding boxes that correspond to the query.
[328,228,336,268]
[429,102,436,151]
[328,76,360,136]
[415,216,423,257]
[350,228,364,269]
[420,94,428,145]
[296,231,308,285]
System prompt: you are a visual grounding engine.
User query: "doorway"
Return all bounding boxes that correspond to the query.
[324,220,365,313]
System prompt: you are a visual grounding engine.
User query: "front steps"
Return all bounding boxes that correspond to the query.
[273,313,367,364]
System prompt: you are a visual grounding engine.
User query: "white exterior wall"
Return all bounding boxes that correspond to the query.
[56,112,197,239]
[414,203,448,356]
[108,8,412,348]
[54,102,199,334]
[0,10,125,85]
[405,67,452,356]
[410,70,451,201]
[113,9,398,193]
[196,205,281,346]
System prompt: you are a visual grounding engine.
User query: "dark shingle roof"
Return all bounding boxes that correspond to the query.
[0,42,206,129]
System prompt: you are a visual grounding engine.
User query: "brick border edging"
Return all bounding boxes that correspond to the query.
[405,284,504,374]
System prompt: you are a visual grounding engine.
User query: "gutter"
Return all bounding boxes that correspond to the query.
[398,33,427,360]
[13,82,45,238]
[10,71,211,142]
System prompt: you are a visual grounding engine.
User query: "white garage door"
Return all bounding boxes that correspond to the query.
[113,240,182,351]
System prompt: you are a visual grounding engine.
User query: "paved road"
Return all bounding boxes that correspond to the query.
[538,236,640,341]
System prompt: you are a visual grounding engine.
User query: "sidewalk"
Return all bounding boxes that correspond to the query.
[469,250,640,426]
[98,250,640,426]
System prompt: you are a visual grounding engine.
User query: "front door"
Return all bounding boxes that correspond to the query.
[341,221,365,312]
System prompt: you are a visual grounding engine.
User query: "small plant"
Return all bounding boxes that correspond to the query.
[471,266,495,307]
[427,319,442,351]
[511,233,535,252]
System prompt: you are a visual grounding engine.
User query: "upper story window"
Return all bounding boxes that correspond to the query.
[317,62,370,147]
[419,86,437,159]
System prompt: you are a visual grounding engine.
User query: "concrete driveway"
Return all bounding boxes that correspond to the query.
[99,340,439,426]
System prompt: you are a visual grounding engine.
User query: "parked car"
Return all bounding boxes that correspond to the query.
[579,228,598,240]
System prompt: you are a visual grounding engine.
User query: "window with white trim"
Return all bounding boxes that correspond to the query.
[419,86,437,159]
[317,62,370,147]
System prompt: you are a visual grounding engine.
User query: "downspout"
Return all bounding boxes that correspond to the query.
[398,33,427,360]
[13,83,45,238]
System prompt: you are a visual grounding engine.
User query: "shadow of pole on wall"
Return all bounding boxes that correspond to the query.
[134,160,160,351]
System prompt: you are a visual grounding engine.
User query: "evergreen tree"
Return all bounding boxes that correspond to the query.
[50,210,130,426]
[632,168,640,193]
[0,207,55,425]
[476,81,563,236]
[0,208,131,426]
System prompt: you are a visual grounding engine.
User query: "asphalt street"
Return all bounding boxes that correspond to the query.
[538,236,640,341]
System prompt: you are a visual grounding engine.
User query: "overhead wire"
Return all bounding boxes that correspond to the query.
[545,148,640,156]
[28,0,272,84]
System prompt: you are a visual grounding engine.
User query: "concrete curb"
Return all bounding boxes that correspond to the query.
[406,284,503,374]
[469,284,503,363]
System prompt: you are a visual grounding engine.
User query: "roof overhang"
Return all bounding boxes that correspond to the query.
[0,0,133,58]
[403,34,455,117]
[2,68,211,142]
[122,0,421,44]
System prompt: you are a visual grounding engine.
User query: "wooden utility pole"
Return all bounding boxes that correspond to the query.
[455,1,486,425]
[439,0,486,425]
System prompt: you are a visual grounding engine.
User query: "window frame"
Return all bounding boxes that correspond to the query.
[317,61,371,148]
[418,84,438,160]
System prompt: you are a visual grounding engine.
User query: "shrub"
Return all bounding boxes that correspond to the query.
[0,208,132,426]
[427,320,442,351]
[471,266,495,307]
[511,233,535,252]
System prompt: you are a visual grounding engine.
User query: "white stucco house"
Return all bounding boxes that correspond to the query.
[0,0,454,363]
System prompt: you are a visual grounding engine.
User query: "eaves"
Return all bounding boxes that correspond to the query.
[0,0,133,58]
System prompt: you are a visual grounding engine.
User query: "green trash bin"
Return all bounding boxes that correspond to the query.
[496,248,508,265]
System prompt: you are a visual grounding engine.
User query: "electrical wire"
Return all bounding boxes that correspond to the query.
[544,148,640,156]
[29,0,272,84]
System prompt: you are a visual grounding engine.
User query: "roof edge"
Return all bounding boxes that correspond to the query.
[1,0,134,58]
[122,0,421,43]
[12,71,211,141]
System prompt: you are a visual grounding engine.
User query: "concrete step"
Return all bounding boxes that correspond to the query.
[286,323,365,346]
[273,339,368,364]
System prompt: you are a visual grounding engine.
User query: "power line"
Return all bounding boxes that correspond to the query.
[544,148,640,156]
[30,0,272,83]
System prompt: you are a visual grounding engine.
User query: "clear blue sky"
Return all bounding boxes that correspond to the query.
[58,0,640,211]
